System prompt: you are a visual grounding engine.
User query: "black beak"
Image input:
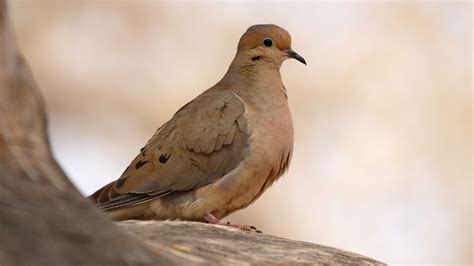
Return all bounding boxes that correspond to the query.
[285,49,306,65]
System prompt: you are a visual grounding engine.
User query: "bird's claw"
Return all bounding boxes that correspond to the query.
[203,213,263,233]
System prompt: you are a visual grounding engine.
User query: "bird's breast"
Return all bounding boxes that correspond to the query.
[246,92,294,159]
[207,90,294,217]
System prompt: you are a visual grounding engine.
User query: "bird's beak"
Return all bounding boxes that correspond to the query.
[284,49,306,65]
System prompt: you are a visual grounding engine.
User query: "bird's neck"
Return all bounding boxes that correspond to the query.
[223,55,284,90]
[216,56,288,109]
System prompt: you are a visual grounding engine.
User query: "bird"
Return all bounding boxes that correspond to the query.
[89,24,305,230]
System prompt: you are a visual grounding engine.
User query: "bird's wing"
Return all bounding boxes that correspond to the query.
[89,90,249,211]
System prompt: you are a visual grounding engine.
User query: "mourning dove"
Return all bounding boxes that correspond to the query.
[89,24,305,230]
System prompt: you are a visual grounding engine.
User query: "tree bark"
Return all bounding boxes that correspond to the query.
[0,1,384,265]
[120,221,384,265]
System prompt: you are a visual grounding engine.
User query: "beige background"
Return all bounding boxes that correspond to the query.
[10,1,472,264]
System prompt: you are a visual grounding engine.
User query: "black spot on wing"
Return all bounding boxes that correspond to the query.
[159,154,170,164]
[140,147,148,156]
[135,160,149,169]
[116,176,130,189]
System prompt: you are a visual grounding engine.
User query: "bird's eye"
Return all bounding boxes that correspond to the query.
[263,38,273,47]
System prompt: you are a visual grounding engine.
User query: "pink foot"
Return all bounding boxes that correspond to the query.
[203,213,262,233]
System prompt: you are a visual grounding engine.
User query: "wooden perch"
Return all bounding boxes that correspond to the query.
[0,1,384,265]
[120,220,383,265]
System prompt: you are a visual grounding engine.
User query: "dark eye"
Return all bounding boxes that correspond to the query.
[263,38,273,47]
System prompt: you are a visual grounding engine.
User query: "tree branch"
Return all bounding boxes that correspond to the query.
[121,221,384,265]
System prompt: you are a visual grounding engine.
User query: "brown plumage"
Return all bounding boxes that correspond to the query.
[89,24,305,226]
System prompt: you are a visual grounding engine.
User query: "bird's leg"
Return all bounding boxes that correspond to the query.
[202,213,262,233]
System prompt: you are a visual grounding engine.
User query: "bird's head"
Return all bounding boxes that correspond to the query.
[236,24,306,68]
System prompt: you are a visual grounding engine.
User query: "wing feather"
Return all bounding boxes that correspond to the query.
[89,90,249,210]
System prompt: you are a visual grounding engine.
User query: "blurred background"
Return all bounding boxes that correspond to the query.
[10,1,471,264]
